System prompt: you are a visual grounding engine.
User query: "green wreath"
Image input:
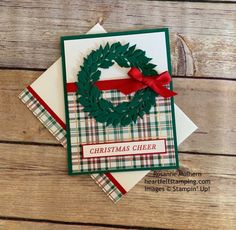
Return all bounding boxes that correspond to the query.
[77,42,158,127]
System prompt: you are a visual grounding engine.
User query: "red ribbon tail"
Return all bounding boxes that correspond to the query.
[159,71,172,84]
[152,83,177,98]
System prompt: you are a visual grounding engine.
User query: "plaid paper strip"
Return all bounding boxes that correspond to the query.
[19,87,124,203]
[91,173,123,203]
[19,88,67,147]
[68,89,177,174]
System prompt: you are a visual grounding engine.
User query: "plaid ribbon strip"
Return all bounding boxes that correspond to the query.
[68,89,177,174]
[19,87,123,203]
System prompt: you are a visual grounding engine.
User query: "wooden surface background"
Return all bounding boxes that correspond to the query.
[0,1,236,229]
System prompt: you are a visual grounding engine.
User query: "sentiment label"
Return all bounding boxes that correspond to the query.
[82,139,167,159]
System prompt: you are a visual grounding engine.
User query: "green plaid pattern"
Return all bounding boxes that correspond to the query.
[68,89,177,174]
[91,174,123,203]
[19,87,123,203]
[19,88,67,147]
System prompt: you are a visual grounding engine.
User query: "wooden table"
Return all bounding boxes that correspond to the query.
[0,1,236,229]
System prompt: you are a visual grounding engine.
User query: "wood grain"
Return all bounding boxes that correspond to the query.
[1,1,236,229]
[0,143,235,229]
[0,70,54,144]
[0,0,235,78]
[0,220,128,230]
[0,69,235,155]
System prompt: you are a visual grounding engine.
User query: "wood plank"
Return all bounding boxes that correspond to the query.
[0,70,54,144]
[0,143,235,229]
[0,220,128,230]
[0,1,235,78]
[0,69,235,155]
[175,77,236,155]
[207,0,236,2]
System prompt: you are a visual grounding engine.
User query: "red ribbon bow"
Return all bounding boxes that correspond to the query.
[95,67,177,98]
[127,67,177,98]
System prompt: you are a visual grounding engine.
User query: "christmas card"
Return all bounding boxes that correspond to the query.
[61,28,180,174]
[19,24,197,202]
